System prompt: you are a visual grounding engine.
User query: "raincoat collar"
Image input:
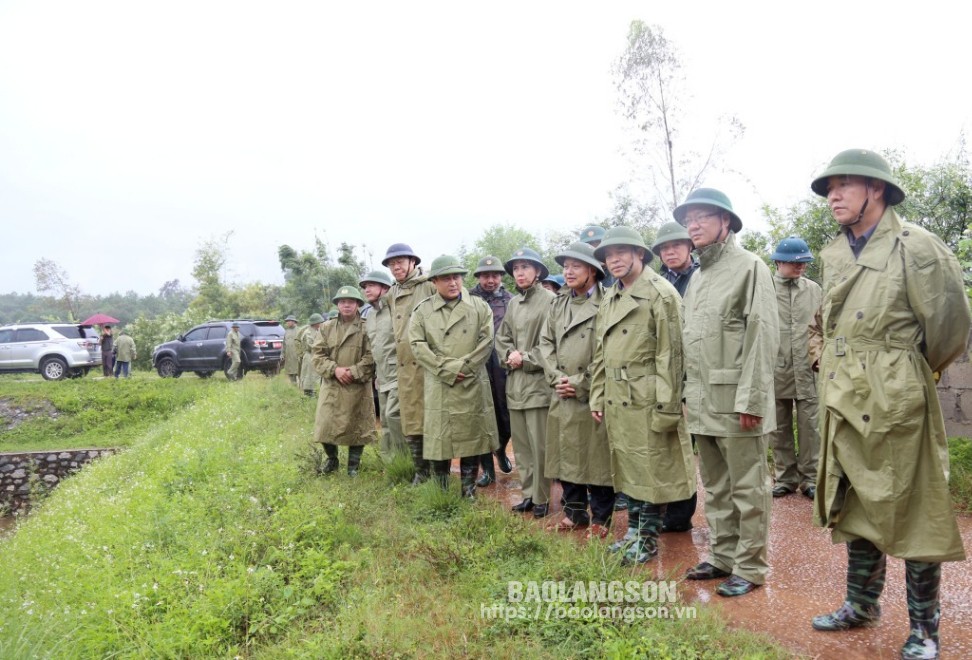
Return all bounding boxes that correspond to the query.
[839,207,900,272]
[696,231,738,269]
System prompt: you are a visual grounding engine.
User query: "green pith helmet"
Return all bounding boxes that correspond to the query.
[428,254,469,278]
[579,225,606,245]
[771,236,814,263]
[810,149,905,206]
[593,226,653,265]
[284,314,297,322]
[651,221,693,255]
[359,269,394,288]
[673,188,742,233]
[381,243,421,266]
[555,241,606,280]
[308,313,325,325]
[504,247,549,281]
[331,285,365,306]
[328,309,339,319]
[473,255,505,276]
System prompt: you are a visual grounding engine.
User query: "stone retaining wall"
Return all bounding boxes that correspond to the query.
[0,448,119,513]
[940,353,972,438]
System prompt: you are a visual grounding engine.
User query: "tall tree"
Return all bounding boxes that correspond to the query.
[189,233,234,317]
[32,258,82,321]
[278,236,365,320]
[613,21,743,225]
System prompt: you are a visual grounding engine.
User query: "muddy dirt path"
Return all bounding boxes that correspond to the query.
[478,450,972,660]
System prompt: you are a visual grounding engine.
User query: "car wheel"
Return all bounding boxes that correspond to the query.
[40,356,68,381]
[196,371,214,379]
[157,357,178,378]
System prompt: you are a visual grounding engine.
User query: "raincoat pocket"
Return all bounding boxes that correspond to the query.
[708,368,741,413]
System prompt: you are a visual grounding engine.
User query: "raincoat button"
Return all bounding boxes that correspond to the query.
[862,414,870,422]
[828,372,836,379]
[622,402,628,407]
[903,230,910,236]
[856,311,863,319]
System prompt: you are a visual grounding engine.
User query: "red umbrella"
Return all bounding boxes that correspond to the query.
[81,313,120,326]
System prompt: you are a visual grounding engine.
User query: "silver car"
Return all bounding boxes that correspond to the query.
[0,323,102,380]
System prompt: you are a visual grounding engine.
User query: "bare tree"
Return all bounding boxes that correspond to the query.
[33,258,82,321]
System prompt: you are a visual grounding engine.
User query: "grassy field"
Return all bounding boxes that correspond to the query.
[0,376,792,659]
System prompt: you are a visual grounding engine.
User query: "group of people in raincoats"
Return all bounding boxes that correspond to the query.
[302,148,968,660]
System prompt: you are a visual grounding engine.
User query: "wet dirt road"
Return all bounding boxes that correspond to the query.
[479,450,972,659]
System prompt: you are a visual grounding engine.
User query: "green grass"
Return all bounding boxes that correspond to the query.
[0,378,791,658]
[949,437,972,512]
[0,372,213,452]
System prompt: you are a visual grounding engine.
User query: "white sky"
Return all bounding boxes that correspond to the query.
[1,1,969,296]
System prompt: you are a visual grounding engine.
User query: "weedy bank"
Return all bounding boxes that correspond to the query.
[0,377,791,658]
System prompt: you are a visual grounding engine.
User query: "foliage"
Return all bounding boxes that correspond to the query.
[0,379,790,658]
[0,376,210,452]
[948,437,972,512]
[737,230,773,268]
[277,237,366,321]
[189,233,235,318]
[125,308,211,370]
[613,21,743,227]
[32,259,82,322]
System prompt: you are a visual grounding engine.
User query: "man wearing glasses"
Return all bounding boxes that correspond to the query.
[676,188,779,597]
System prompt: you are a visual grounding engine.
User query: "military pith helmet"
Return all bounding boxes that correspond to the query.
[579,225,606,245]
[771,236,814,263]
[428,254,469,278]
[810,149,905,206]
[555,241,606,280]
[593,227,653,265]
[359,270,394,288]
[473,255,505,276]
[651,221,693,255]
[328,309,339,319]
[231,321,240,328]
[504,247,549,281]
[673,188,742,233]
[308,313,325,324]
[332,285,365,306]
[381,243,421,266]
[284,314,297,322]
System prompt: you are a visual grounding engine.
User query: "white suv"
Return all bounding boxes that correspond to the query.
[0,323,102,380]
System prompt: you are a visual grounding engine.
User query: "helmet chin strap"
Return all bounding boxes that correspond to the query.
[844,180,870,227]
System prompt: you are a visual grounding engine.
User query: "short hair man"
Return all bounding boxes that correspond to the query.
[312,286,376,477]
[359,269,405,462]
[767,236,821,500]
[382,243,438,484]
[469,255,514,485]
[677,188,779,597]
[408,255,498,497]
[807,149,970,659]
[590,228,695,564]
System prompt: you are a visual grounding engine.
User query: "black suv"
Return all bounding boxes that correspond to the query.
[152,320,284,379]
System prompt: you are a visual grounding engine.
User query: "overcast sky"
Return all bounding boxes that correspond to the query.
[1,1,968,296]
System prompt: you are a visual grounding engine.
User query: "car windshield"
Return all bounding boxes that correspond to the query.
[252,323,282,337]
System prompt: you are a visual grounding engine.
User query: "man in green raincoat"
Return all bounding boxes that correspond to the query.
[297,314,324,396]
[225,322,242,381]
[537,242,615,540]
[767,236,822,500]
[495,247,555,517]
[408,255,498,497]
[282,315,300,384]
[312,286,376,477]
[678,188,779,597]
[383,243,438,484]
[807,149,970,660]
[589,228,695,564]
[360,269,406,462]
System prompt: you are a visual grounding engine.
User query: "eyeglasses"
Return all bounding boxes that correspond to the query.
[683,211,722,226]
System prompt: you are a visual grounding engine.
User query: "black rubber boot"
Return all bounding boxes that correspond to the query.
[408,435,429,486]
[347,446,363,477]
[901,560,941,660]
[460,456,479,499]
[609,499,640,554]
[320,443,339,475]
[476,454,495,487]
[812,539,885,631]
[431,459,451,491]
[495,438,513,474]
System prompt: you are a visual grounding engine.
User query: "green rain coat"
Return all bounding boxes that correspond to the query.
[812,208,970,561]
[682,232,780,437]
[494,282,555,410]
[283,325,300,376]
[537,285,612,487]
[365,297,398,395]
[388,268,437,436]
[408,291,499,460]
[297,324,321,392]
[312,315,376,446]
[589,271,694,503]
[113,334,136,362]
[773,274,822,400]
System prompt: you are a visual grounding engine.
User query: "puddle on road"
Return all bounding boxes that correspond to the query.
[475,448,972,660]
